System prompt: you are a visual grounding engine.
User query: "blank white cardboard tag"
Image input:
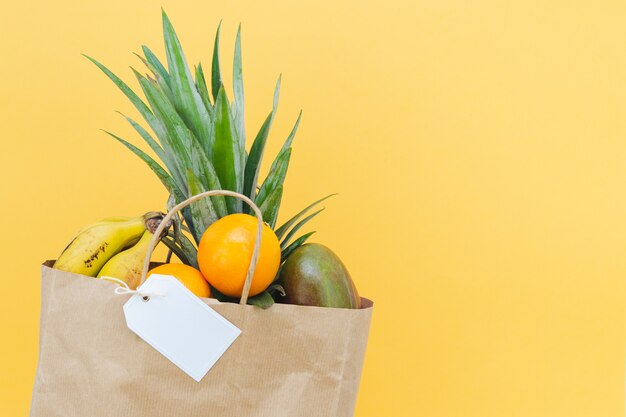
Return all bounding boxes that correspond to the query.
[122,274,241,382]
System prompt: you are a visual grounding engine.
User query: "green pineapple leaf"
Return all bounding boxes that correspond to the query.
[254,110,301,215]
[258,184,283,228]
[232,24,245,148]
[280,110,302,155]
[135,52,174,103]
[185,169,219,242]
[169,214,199,267]
[161,235,193,265]
[188,141,228,219]
[134,69,195,182]
[85,55,186,185]
[255,147,291,209]
[135,69,229,222]
[281,231,315,263]
[246,290,275,309]
[274,193,336,239]
[135,69,226,224]
[243,112,271,200]
[211,21,222,102]
[118,111,183,190]
[141,45,171,86]
[167,195,198,260]
[194,63,212,113]
[161,11,212,153]
[280,207,324,250]
[166,192,176,211]
[84,55,160,133]
[176,232,199,264]
[117,112,165,162]
[243,76,281,201]
[213,85,244,213]
[103,130,183,199]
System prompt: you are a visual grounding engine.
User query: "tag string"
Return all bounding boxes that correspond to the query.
[99,276,162,299]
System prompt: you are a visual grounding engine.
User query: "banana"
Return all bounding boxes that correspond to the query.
[53,212,164,277]
[97,229,158,290]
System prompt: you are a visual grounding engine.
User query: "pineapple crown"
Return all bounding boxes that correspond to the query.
[84,10,332,306]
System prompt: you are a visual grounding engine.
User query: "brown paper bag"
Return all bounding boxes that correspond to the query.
[30,191,373,417]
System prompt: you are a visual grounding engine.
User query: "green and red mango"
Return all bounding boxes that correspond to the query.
[278,243,361,309]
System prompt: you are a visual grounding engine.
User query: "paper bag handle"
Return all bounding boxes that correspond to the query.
[140,190,264,305]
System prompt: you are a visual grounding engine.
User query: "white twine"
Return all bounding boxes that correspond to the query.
[98,276,163,299]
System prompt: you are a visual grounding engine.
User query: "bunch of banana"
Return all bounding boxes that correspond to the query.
[54,212,167,289]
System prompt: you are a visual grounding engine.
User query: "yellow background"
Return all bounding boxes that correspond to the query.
[1,1,624,416]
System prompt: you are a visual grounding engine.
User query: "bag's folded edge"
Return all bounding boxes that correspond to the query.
[41,261,374,311]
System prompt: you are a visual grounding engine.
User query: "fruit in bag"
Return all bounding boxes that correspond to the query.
[278,243,360,309]
[147,263,211,298]
[53,212,164,277]
[198,214,281,298]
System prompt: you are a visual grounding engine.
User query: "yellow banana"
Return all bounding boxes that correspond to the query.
[53,212,164,277]
[97,229,157,290]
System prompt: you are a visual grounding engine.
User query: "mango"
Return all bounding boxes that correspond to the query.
[278,243,361,309]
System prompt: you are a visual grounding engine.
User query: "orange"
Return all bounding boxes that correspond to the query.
[147,263,211,298]
[197,213,280,298]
